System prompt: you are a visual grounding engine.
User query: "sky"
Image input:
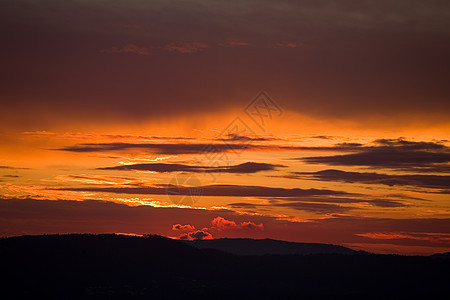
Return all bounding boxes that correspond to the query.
[1,0,449,255]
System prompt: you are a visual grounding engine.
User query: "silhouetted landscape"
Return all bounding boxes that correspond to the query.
[1,234,449,299]
[186,238,363,255]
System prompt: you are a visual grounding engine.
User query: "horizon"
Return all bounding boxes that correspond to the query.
[1,0,449,256]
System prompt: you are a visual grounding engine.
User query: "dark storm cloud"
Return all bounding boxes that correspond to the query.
[1,0,449,127]
[299,139,450,172]
[99,162,283,173]
[59,184,352,197]
[292,169,450,190]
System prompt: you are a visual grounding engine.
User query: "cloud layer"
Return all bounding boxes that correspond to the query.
[1,0,449,127]
[99,162,283,173]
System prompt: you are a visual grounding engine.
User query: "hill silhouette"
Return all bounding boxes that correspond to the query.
[1,234,448,299]
[186,238,362,255]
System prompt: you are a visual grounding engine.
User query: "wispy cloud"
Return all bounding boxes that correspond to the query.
[163,41,208,53]
[220,38,249,47]
[101,44,151,55]
[356,232,450,243]
[273,42,298,48]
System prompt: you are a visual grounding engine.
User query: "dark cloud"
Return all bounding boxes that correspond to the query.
[275,196,408,208]
[220,133,273,142]
[56,142,250,154]
[368,199,409,208]
[1,1,449,128]
[229,195,407,213]
[179,230,213,240]
[0,166,27,170]
[55,140,367,155]
[98,162,283,174]
[292,169,450,190]
[59,183,352,197]
[228,202,258,208]
[302,151,450,171]
[272,201,352,214]
[373,139,446,150]
[300,139,450,172]
[310,136,334,140]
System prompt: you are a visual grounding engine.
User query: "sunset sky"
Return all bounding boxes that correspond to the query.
[1,0,449,255]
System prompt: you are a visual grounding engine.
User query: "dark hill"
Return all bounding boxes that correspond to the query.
[1,234,449,299]
[430,252,450,259]
[186,238,361,255]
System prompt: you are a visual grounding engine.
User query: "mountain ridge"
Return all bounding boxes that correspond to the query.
[185,237,364,255]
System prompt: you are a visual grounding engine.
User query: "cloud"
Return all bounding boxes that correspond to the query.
[175,216,263,240]
[59,183,352,197]
[271,201,351,214]
[101,44,151,55]
[229,195,408,214]
[210,216,263,231]
[172,216,262,240]
[220,38,249,47]
[24,131,195,141]
[163,41,208,53]
[300,139,450,172]
[292,169,450,190]
[55,142,250,155]
[179,230,213,240]
[220,133,272,141]
[54,141,366,155]
[231,198,354,214]
[172,224,196,231]
[2,0,449,128]
[53,174,155,186]
[356,232,450,243]
[99,162,283,174]
[0,166,28,170]
[273,42,298,48]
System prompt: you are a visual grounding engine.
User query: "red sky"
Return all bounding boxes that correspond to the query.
[1,0,449,255]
